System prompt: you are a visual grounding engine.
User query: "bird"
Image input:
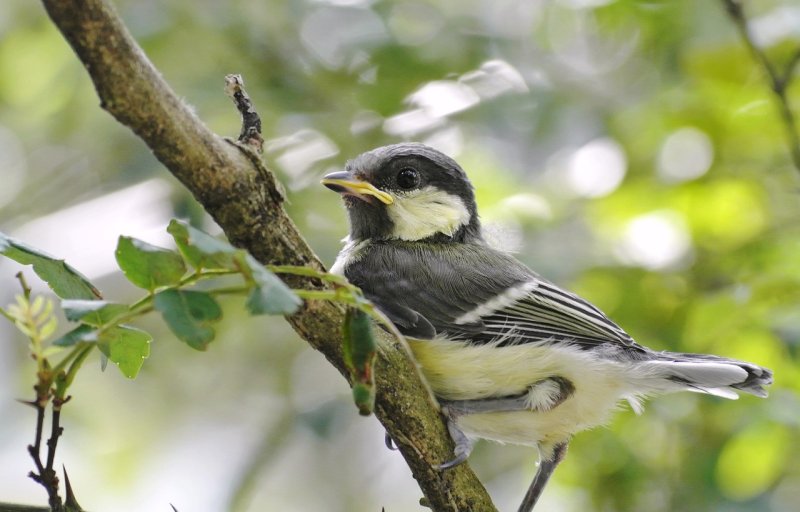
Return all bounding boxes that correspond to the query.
[321,142,773,511]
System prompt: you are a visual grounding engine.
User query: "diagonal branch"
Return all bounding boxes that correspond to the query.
[38,0,496,510]
[721,0,800,172]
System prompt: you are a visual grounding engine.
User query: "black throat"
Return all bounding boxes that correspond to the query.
[345,197,394,240]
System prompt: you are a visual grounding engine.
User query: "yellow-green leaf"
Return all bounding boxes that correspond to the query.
[96,325,152,379]
[115,236,186,291]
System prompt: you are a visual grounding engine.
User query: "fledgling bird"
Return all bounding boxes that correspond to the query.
[322,143,773,511]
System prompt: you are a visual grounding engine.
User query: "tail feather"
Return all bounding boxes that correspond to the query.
[685,385,740,400]
[643,351,773,399]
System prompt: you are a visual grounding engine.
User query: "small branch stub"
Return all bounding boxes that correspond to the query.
[224,74,264,153]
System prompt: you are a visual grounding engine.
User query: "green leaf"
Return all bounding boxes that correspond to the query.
[53,324,98,347]
[167,220,301,314]
[166,219,238,270]
[240,253,302,315]
[153,289,222,350]
[115,236,186,291]
[351,382,376,417]
[0,232,101,300]
[342,308,377,416]
[61,299,129,326]
[96,325,151,379]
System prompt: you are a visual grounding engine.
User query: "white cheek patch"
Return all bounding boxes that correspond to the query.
[386,186,471,241]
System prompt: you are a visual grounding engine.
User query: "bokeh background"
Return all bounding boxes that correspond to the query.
[1,0,799,511]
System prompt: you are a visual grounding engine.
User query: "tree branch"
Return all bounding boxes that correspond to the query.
[0,504,50,512]
[39,0,496,510]
[721,0,800,172]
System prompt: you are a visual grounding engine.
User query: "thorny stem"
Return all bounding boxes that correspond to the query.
[28,396,64,511]
[721,0,800,172]
[46,407,63,471]
[29,405,46,476]
[3,275,70,509]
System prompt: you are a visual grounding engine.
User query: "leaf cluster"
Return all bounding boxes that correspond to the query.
[2,218,394,413]
[0,219,302,380]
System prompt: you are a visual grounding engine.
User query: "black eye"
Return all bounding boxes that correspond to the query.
[396,167,420,190]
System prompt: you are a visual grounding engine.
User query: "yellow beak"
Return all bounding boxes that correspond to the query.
[321,172,394,205]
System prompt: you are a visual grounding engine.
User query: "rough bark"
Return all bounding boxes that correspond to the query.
[39,0,497,510]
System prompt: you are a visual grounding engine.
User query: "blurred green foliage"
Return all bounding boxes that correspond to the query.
[1,0,799,511]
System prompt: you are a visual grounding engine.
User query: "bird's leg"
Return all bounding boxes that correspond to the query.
[517,442,568,512]
[384,433,398,451]
[438,392,529,415]
[439,376,575,416]
[435,376,574,470]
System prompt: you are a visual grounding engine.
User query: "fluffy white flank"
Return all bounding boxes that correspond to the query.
[407,337,642,449]
[406,337,750,451]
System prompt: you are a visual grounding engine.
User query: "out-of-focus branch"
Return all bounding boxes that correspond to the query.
[38,0,496,510]
[0,504,50,512]
[721,0,800,172]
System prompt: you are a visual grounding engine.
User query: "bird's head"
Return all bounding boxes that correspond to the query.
[322,143,481,242]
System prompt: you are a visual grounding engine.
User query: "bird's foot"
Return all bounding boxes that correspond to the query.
[434,416,474,470]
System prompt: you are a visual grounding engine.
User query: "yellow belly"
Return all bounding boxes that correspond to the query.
[408,337,638,448]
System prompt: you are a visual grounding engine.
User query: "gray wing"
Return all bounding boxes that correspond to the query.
[344,241,639,350]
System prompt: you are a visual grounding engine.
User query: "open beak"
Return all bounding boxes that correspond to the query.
[321,171,394,205]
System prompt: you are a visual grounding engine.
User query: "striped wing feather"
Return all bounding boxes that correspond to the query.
[476,281,637,347]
